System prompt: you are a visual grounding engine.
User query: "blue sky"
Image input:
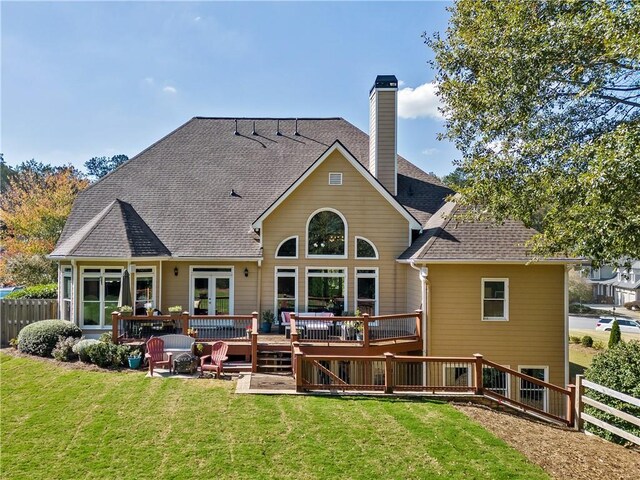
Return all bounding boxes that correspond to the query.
[1,1,457,177]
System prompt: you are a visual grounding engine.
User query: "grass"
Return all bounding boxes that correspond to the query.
[0,353,549,480]
[568,329,638,380]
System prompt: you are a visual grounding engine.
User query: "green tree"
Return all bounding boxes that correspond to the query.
[426,0,640,266]
[568,269,593,305]
[608,320,622,348]
[84,154,129,179]
[441,167,469,191]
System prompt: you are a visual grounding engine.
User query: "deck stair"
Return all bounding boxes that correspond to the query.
[257,349,292,373]
[223,361,252,373]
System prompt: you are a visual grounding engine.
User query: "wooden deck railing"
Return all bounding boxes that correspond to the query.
[292,347,575,426]
[290,311,421,346]
[112,312,258,343]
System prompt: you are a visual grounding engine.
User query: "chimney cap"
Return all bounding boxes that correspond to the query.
[370,74,398,93]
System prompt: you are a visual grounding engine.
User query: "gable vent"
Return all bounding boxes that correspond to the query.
[328,172,343,186]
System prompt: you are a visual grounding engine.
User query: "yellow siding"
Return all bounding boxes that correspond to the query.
[369,89,396,195]
[261,149,411,315]
[427,264,566,386]
[406,267,423,312]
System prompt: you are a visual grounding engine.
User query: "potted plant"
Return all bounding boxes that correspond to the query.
[127,349,142,369]
[344,320,364,341]
[119,305,133,316]
[261,310,275,334]
[168,305,183,318]
[193,342,205,358]
[187,328,198,339]
[144,302,154,316]
[246,326,253,339]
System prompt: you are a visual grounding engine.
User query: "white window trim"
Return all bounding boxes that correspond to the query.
[305,208,348,259]
[275,236,298,259]
[481,278,509,321]
[60,266,73,321]
[188,265,234,315]
[305,267,347,313]
[274,266,298,318]
[442,364,473,387]
[354,236,379,260]
[79,266,123,329]
[328,172,343,186]
[482,364,511,398]
[354,267,379,315]
[134,266,156,311]
[518,365,549,412]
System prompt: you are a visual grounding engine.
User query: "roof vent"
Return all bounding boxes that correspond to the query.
[230,189,242,198]
[234,119,239,135]
[252,121,257,136]
[276,119,281,136]
[294,118,299,136]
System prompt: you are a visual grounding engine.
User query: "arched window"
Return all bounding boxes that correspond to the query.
[307,209,346,257]
[276,236,297,258]
[355,237,378,259]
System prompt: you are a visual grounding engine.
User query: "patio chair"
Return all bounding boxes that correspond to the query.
[145,337,173,376]
[200,341,229,379]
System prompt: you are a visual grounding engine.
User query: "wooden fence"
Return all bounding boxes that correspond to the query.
[575,374,640,445]
[0,299,59,346]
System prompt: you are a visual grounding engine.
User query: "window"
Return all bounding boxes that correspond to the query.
[519,366,548,411]
[355,237,378,259]
[482,278,509,321]
[328,172,343,185]
[189,266,234,315]
[483,366,510,397]
[80,267,122,328]
[276,236,298,258]
[61,267,72,321]
[443,365,472,387]
[355,268,378,315]
[134,267,156,313]
[275,267,297,321]
[306,268,346,315]
[307,209,347,257]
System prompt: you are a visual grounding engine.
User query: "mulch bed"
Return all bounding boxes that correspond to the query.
[455,403,639,480]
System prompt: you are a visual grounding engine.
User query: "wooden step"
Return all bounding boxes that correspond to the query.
[258,356,291,362]
[224,362,252,372]
[259,364,293,370]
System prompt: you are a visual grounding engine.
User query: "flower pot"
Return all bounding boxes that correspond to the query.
[261,322,272,334]
[128,357,141,369]
[356,332,363,341]
[170,312,181,319]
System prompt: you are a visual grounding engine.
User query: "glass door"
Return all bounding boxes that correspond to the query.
[192,275,232,315]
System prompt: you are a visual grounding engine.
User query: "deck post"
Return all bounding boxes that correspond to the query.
[414,309,423,339]
[473,353,483,395]
[362,313,370,348]
[181,312,189,335]
[251,332,259,373]
[293,342,303,391]
[111,312,119,343]
[290,313,299,343]
[384,352,394,394]
[575,375,584,431]
[567,383,576,428]
[251,311,259,334]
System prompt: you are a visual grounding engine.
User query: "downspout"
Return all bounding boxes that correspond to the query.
[257,259,262,313]
[410,261,429,385]
[71,259,77,325]
[564,265,569,387]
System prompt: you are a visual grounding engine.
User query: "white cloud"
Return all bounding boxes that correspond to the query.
[398,82,443,120]
[143,77,154,85]
[421,147,438,156]
[398,79,405,87]
[162,86,177,94]
[194,16,201,22]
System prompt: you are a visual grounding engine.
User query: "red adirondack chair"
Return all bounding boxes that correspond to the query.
[200,341,229,379]
[145,337,172,376]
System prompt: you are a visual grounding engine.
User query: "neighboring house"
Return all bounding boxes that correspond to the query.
[51,75,577,388]
[589,261,640,305]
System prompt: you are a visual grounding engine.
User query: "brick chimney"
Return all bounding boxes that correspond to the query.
[369,74,398,196]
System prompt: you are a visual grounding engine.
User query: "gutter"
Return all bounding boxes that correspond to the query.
[410,261,429,386]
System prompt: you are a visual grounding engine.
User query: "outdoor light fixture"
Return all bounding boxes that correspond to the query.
[244,268,249,278]
[174,267,179,276]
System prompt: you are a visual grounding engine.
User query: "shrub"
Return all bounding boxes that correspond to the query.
[569,303,592,314]
[86,342,130,368]
[608,320,622,348]
[52,336,80,362]
[17,320,82,357]
[569,335,581,344]
[581,335,593,348]
[5,283,58,299]
[98,332,113,344]
[73,339,100,362]
[623,300,640,311]
[592,340,605,350]
[585,341,640,445]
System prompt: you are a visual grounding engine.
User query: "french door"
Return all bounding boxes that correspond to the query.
[191,268,233,315]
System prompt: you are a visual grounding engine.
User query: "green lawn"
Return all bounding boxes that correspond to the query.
[0,353,548,480]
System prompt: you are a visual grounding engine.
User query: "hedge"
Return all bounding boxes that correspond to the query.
[5,283,58,299]
[17,320,82,357]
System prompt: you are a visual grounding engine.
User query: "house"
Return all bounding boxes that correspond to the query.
[51,75,577,389]
[589,261,640,305]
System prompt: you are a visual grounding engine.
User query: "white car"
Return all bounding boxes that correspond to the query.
[595,317,640,334]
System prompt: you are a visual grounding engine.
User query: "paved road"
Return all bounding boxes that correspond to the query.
[569,314,640,335]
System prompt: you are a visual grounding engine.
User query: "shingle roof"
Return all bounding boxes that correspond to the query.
[52,199,170,258]
[401,202,575,262]
[55,117,452,258]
